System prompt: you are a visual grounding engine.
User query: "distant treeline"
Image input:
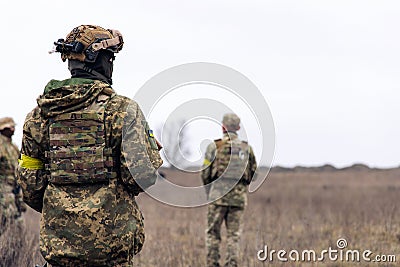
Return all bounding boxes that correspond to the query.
[269,163,399,173]
[161,163,399,173]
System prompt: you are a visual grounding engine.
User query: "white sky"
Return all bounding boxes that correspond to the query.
[1,1,399,168]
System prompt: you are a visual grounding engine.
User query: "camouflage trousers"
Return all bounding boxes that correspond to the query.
[206,204,244,267]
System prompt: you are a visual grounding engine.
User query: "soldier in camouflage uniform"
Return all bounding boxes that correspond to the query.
[0,117,26,234]
[16,25,163,267]
[201,113,257,267]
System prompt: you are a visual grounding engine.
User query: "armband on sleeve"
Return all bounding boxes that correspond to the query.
[18,154,44,170]
[203,158,212,166]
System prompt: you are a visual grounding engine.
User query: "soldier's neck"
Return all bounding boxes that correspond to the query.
[223,131,238,140]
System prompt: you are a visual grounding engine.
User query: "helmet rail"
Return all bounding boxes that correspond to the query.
[49,25,123,63]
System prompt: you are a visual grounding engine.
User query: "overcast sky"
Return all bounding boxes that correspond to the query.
[1,1,399,168]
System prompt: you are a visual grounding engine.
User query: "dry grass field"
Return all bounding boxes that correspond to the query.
[1,166,400,267]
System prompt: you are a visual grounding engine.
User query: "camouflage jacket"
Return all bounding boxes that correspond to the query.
[201,132,257,208]
[0,134,19,183]
[17,78,163,266]
[0,134,26,218]
[0,134,20,227]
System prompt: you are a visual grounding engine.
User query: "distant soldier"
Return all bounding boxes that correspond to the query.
[201,113,257,267]
[0,117,26,233]
[17,25,163,266]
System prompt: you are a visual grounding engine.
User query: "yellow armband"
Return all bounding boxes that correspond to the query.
[18,154,44,170]
[203,159,212,166]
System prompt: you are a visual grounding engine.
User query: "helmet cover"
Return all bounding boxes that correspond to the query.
[53,25,123,63]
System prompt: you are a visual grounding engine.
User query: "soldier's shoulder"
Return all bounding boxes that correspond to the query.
[24,106,43,126]
[241,140,253,148]
[108,94,133,106]
[20,107,46,141]
[12,142,19,151]
[240,140,254,151]
[107,94,139,112]
[26,106,41,119]
[213,138,223,147]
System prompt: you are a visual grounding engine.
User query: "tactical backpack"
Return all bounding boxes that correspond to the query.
[211,137,250,182]
[45,97,116,184]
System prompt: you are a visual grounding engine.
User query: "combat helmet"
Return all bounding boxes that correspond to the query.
[51,25,123,63]
[50,25,124,84]
[0,117,16,131]
[222,113,240,131]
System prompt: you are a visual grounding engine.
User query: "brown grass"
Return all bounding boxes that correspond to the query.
[0,208,45,267]
[2,167,400,266]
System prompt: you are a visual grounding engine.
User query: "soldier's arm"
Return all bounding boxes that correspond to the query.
[16,109,48,213]
[248,146,257,182]
[201,142,216,186]
[119,101,163,195]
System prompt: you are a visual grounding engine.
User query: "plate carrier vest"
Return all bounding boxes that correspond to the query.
[211,138,250,180]
[45,96,116,184]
